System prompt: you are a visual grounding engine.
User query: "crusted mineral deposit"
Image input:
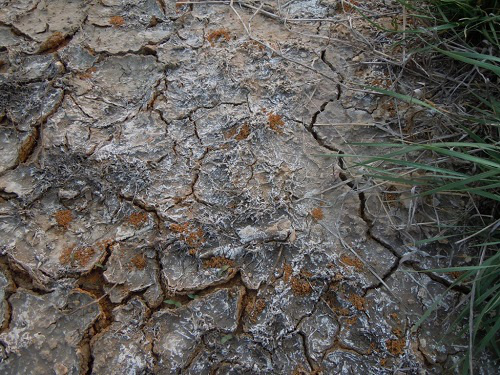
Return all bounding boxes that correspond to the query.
[0,1,497,374]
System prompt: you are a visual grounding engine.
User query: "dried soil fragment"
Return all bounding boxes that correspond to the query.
[54,209,73,228]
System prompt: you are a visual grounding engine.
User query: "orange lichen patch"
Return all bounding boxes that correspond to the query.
[292,365,312,375]
[235,123,251,141]
[448,271,464,279]
[109,16,125,27]
[223,123,251,141]
[245,296,266,323]
[338,0,359,13]
[290,276,312,296]
[203,256,235,269]
[96,239,113,252]
[344,316,358,327]
[130,254,147,270]
[333,306,350,316]
[55,210,73,228]
[386,338,406,356]
[283,263,292,283]
[128,212,148,228]
[370,77,391,89]
[207,29,230,46]
[223,126,238,140]
[78,66,97,80]
[300,269,313,278]
[339,255,363,271]
[392,327,404,338]
[170,222,205,249]
[267,113,285,132]
[59,246,75,265]
[348,294,366,311]
[38,32,66,52]
[311,207,324,220]
[383,185,400,205]
[380,358,388,367]
[369,342,378,354]
[73,247,96,266]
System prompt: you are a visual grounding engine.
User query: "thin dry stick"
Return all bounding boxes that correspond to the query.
[314,122,379,126]
[66,282,119,316]
[320,221,407,310]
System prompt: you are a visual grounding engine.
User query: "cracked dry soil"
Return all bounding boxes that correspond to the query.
[0,1,497,374]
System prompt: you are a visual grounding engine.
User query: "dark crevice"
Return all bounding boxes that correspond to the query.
[0,189,18,200]
[298,331,316,371]
[118,193,170,231]
[359,191,401,262]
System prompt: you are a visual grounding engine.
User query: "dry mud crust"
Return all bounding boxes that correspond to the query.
[0,1,498,374]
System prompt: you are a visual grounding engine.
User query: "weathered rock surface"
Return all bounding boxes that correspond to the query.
[0,287,100,374]
[0,0,496,374]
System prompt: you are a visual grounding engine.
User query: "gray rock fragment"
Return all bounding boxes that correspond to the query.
[91,297,154,375]
[0,288,100,375]
[146,286,245,373]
